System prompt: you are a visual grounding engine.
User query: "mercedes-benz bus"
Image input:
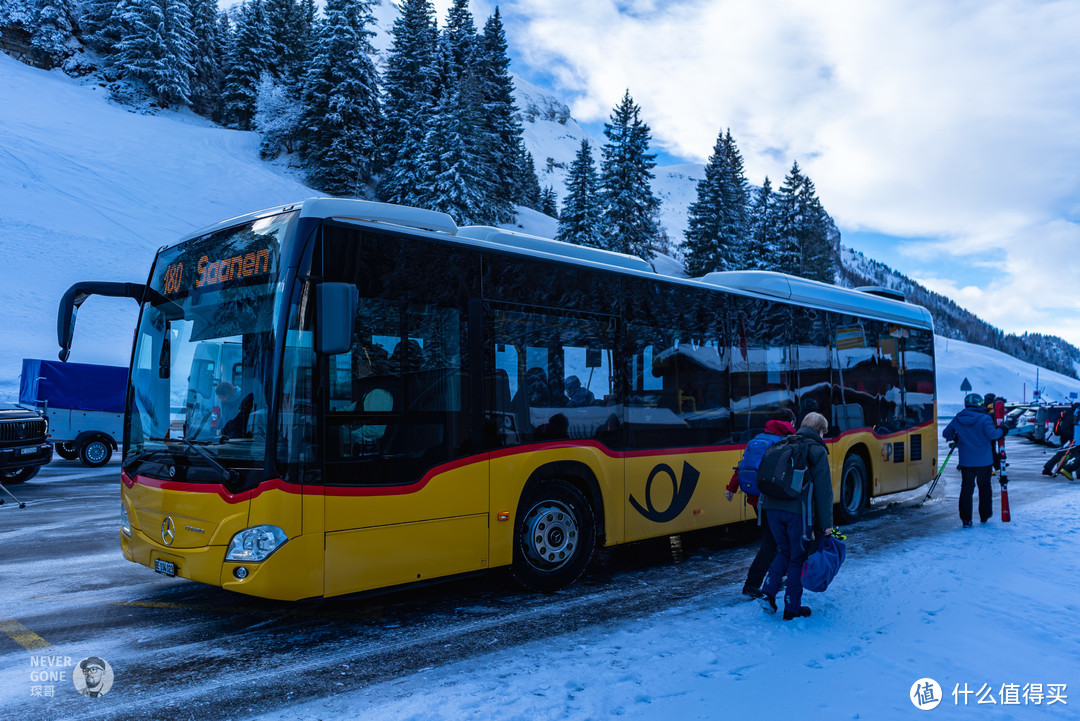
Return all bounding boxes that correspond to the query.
[57,198,936,600]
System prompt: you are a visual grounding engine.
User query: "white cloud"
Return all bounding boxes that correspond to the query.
[498,0,1080,344]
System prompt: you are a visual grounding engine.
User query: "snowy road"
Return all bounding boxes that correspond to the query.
[1,437,1077,720]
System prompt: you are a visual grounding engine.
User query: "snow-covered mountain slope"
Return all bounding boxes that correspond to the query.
[0,53,316,398]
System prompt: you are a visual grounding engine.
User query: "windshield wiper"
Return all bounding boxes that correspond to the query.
[180,438,238,484]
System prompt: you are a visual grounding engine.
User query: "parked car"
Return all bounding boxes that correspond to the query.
[0,402,53,484]
[1005,406,1038,440]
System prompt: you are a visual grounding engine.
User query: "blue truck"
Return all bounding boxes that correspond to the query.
[19,359,126,467]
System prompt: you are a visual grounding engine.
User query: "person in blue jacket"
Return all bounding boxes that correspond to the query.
[943,393,1005,527]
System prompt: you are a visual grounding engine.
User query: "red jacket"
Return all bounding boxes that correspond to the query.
[726,419,797,508]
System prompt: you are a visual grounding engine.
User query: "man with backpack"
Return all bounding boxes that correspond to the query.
[758,412,835,621]
[724,409,797,598]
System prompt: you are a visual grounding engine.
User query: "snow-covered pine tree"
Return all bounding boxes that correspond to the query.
[433,0,496,222]
[111,0,195,108]
[32,0,77,61]
[297,0,380,197]
[264,0,312,90]
[255,74,302,158]
[222,0,273,129]
[599,90,660,259]
[517,147,542,211]
[557,139,603,248]
[188,0,224,119]
[540,186,558,219]
[719,129,751,267]
[475,9,522,224]
[795,173,835,283]
[413,86,489,224]
[81,0,122,54]
[682,129,751,276]
[775,161,807,276]
[746,176,776,271]
[377,0,439,206]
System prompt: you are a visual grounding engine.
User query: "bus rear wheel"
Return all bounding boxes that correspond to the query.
[837,454,868,524]
[511,479,595,592]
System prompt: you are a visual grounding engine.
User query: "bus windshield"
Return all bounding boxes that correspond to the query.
[124,211,295,481]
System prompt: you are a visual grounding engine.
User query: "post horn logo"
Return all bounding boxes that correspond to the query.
[161,517,176,546]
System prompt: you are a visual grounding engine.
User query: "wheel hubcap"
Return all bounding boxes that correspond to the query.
[522,500,578,571]
[85,442,107,464]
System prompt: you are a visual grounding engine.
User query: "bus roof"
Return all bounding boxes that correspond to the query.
[174,198,934,331]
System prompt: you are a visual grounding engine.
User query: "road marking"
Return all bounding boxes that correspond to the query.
[0,619,51,650]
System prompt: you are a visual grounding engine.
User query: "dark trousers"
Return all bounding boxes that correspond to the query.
[745,508,777,590]
[762,510,810,615]
[959,465,993,523]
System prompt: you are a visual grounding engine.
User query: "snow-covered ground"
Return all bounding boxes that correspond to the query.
[251,437,1080,720]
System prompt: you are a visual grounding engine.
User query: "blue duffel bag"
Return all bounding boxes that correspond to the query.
[801,534,846,592]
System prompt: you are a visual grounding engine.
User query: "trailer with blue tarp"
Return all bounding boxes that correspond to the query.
[19,359,126,466]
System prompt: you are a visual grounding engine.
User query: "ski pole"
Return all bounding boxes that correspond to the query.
[924,444,956,501]
[0,481,27,509]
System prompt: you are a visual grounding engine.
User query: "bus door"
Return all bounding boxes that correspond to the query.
[316,225,488,596]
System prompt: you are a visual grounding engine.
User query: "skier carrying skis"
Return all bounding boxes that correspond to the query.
[943,393,1005,527]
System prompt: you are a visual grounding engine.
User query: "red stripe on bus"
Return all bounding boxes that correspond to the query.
[121,419,936,502]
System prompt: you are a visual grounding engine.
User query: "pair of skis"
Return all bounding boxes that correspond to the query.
[993,399,1011,522]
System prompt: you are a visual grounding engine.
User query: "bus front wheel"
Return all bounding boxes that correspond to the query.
[511,479,596,592]
[55,443,79,461]
[837,454,869,524]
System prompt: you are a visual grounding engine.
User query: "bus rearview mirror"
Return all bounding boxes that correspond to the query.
[316,283,358,356]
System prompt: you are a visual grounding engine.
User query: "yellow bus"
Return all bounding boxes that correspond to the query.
[57,198,936,600]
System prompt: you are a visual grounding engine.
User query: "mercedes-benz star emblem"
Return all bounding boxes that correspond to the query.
[161,517,176,546]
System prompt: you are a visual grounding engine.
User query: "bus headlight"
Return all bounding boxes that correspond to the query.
[225,525,288,562]
[120,503,131,537]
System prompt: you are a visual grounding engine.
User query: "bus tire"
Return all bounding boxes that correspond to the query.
[79,436,113,467]
[55,443,79,461]
[836,454,868,524]
[511,479,596,592]
[1,466,40,484]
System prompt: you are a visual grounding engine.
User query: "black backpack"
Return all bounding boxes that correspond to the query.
[756,434,810,500]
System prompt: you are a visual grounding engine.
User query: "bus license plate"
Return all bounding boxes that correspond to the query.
[18,446,36,456]
[154,559,176,577]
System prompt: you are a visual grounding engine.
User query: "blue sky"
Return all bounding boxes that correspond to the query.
[427,0,1080,347]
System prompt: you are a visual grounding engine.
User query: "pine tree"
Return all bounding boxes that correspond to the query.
[775,162,805,276]
[298,0,381,196]
[540,186,558,218]
[82,0,123,54]
[746,177,777,271]
[111,0,195,108]
[517,148,542,211]
[682,129,751,275]
[599,90,660,259]
[414,86,488,224]
[775,161,835,282]
[264,0,312,89]
[188,0,224,119]
[475,8,522,224]
[377,0,439,205]
[557,139,602,248]
[222,0,273,129]
[32,0,77,60]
